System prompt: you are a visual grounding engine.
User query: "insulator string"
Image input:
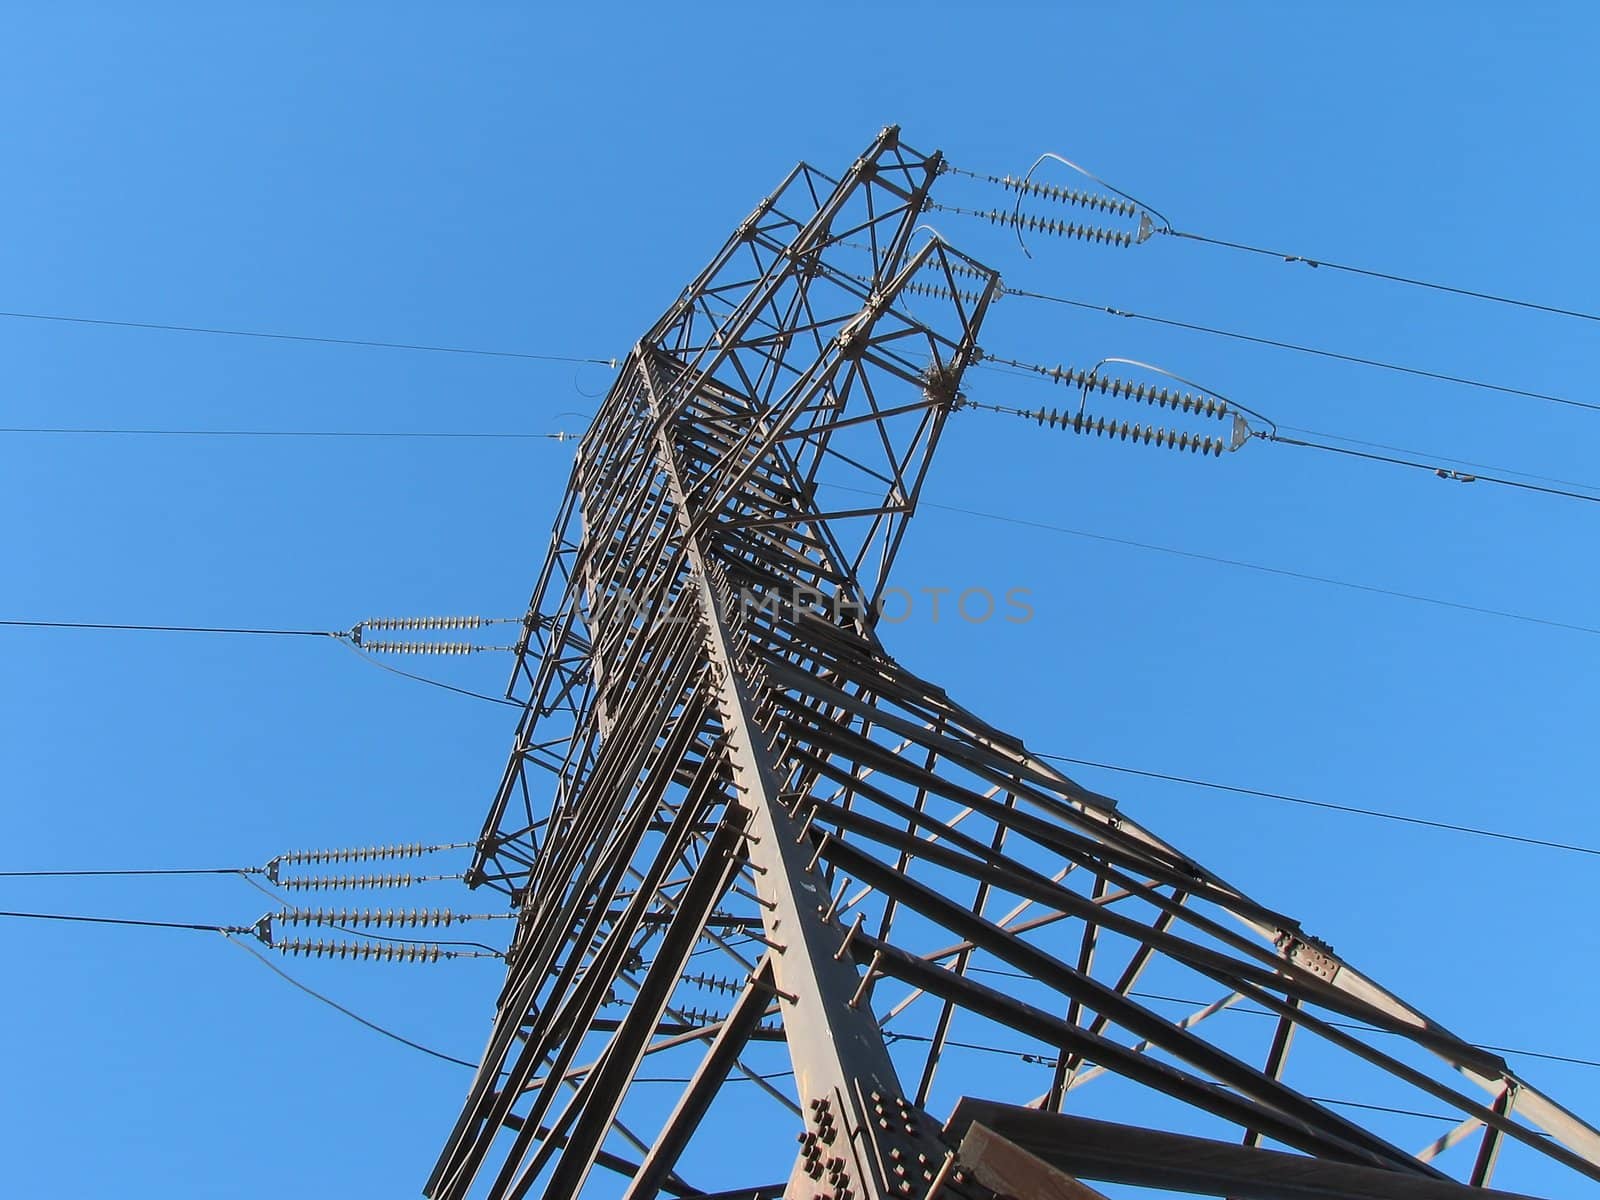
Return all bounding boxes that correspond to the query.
[269,841,474,869]
[268,907,511,929]
[850,275,990,306]
[925,202,1142,249]
[941,153,1164,258]
[0,306,618,366]
[1004,286,1600,416]
[979,354,1234,419]
[274,872,465,892]
[265,936,493,962]
[1268,433,1600,505]
[971,358,1600,503]
[941,162,1139,217]
[960,398,1233,457]
[354,640,516,657]
[225,935,480,1067]
[1168,228,1600,326]
[948,152,1600,324]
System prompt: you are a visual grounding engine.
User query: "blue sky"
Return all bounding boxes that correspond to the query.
[2,4,1596,1196]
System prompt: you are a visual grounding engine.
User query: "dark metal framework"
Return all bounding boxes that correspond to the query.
[427,128,1600,1200]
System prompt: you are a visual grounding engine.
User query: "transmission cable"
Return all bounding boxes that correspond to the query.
[1036,753,1600,859]
[0,618,339,637]
[337,638,527,710]
[0,839,475,882]
[971,355,1600,505]
[0,908,487,1068]
[0,908,251,934]
[0,426,581,441]
[986,355,1595,491]
[32,621,1580,861]
[1,615,531,710]
[0,866,255,879]
[1167,229,1600,327]
[1004,287,1600,417]
[885,1016,1484,1124]
[963,966,1600,1073]
[0,307,616,367]
[821,482,1600,639]
[1266,432,1600,505]
[223,936,478,1068]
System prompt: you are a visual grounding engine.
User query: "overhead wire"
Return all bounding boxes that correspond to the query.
[1003,287,1600,417]
[819,482,1600,639]
[0,426,580,441]
[950,156,1600,325]
[0,307,616,367]
[1166,229,1600,327]
[0,909,487,1069]
[1,841,476,883]
[963,966,1600,1073]
[980,352,1600,492]
[1275,423,1600,495]
[0,618,339,637]
[1035,753,1600,859]
[972,355,1600,505]
[1267,432,1600,504]
[224,935,480,1069]
[337,637,527,709]
[11,907,1589,1081]
[884,1010,1490,1123]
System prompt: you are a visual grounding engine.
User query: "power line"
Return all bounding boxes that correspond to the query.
[1123,989,1600,1073]
[964,368,1600,506]
[1,617,530,707]
[1276,424,1600,495]
[1267,432,1600,505]
[0,908,485,1069]
[0,908,249,934]
[904,492,1600,639]
[889,1012,1483,1123]
[1166,229,1600,327]
[0,615,531,709]
[815,481,1600,638]
[0,618,338,637]
[0,867,254,879]
[981,359,1595,493]
[225,935,479,1069]
[1005,287,1600,416]
[1037,753,1600,859]
[965,967,1600,1073]
[0,307,615,367]
[0,427,580,441]
[11,491,1598,676]
[338,639,527,709]
[947,159,1600,325]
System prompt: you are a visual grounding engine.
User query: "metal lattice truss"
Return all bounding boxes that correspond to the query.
[428,129,1600,1200]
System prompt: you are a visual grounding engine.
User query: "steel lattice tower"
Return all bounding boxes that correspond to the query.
[426,128,1600,1200]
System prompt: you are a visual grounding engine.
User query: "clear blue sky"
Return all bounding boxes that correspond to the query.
[2,4,1596,1196]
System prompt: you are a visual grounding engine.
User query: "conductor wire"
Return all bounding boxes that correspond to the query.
[1167,229,1600,325]
[224,935,479,1068]
[1005,286,1600,415]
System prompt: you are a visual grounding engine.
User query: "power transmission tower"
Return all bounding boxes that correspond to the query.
[426,128,1600,1200]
